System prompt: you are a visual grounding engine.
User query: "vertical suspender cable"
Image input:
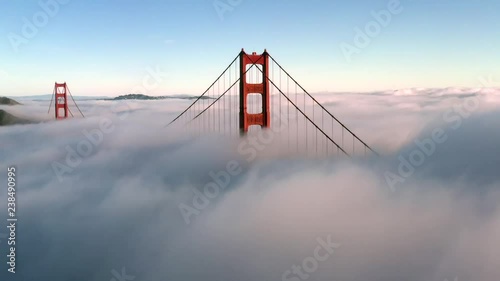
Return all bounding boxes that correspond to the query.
[48,85,55,114]
[287,75,290,151]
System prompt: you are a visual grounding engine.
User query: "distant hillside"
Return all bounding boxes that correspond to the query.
[0,97,21,105]
[0,110,33,126]
[9,94,212,101]
[110,94,212,101]
[10,95,110,101]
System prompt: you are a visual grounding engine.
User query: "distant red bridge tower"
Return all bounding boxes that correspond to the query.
[239,49,271,134]
[53,82,69,119]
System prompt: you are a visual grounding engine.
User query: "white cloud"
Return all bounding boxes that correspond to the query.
[0,88,499,281]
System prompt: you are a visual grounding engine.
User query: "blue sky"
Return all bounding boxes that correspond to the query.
[0,0,499,96]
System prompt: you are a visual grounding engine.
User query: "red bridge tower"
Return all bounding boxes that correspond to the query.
[239,49,271,134]
[54,82,69,119]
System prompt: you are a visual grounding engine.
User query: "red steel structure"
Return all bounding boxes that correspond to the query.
[239,49,271,134]
[54,82,69,119]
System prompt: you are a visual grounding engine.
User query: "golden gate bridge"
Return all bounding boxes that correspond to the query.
[48,49,378,158]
